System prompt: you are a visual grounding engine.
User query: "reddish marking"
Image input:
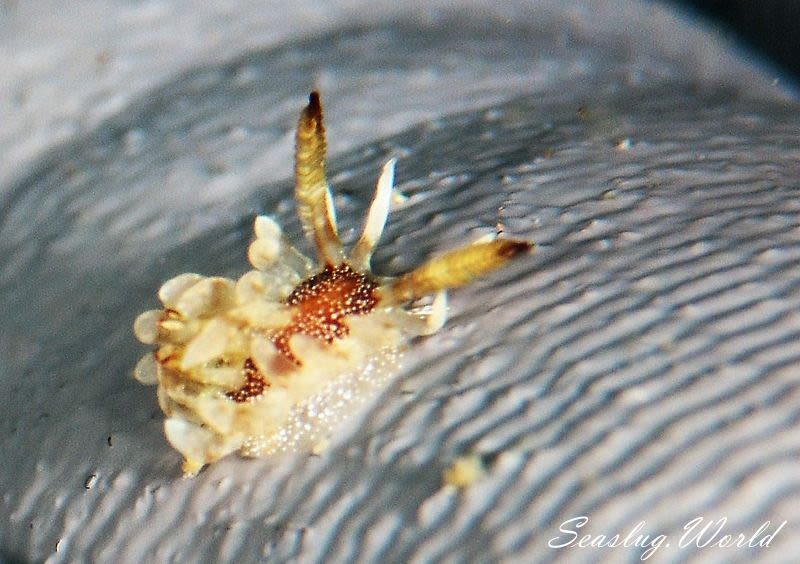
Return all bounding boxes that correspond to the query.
[497,240,533,258]
[306,91,322,121]
[272,263,379,364]
[226,358,268,402]
[155,348,178,365]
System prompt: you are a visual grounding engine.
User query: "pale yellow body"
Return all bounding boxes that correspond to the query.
[134,252,405,475]
[133,92,531,475]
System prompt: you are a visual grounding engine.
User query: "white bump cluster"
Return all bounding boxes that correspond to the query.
[134,215,408,475]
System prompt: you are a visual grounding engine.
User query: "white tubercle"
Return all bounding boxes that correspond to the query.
[133,310,162,344]
[158,273,205,308]
[133,353,159,385]
[173,277,235,319]
[180,318,234,370]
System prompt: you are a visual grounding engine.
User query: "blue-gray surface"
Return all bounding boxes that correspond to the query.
[1,2,799,563]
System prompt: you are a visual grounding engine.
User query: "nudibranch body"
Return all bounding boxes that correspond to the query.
[134,92,532,475]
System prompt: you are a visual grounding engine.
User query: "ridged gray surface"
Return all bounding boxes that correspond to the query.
[1,2,798,563]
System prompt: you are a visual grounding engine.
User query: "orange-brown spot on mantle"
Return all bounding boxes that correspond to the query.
[273,263,379,364]
[226,358,268,402]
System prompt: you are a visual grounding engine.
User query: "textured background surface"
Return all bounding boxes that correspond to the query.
[1,1,799,562]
